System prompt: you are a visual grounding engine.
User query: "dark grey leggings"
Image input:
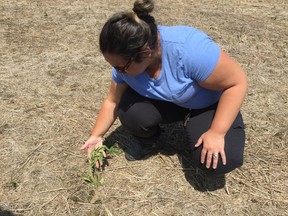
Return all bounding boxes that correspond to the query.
[117,88,245,174]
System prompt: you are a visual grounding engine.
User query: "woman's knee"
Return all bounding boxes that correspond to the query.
[190,137,245,174]
[190,146,243,174]
[118,105,160,137]
[117,91,162,138]
[187,112,245,174]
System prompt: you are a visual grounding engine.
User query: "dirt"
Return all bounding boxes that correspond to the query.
[0,0,287,215]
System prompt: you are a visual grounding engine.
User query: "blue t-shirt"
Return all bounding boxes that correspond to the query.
[112,25,222,109]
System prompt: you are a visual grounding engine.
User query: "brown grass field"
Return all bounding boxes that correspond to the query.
[0,0,287,215]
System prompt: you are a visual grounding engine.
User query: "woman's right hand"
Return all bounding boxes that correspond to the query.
[80,136,107,167]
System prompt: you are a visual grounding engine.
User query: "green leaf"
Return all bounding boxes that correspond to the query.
[98,154,104,162]
[83,144,121,187]
[96,145,108,153]
[82,175,92,183]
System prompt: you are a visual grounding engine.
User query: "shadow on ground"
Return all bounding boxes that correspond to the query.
[179,155,226,192]
[104,124,226,192]
[0,207,17,216]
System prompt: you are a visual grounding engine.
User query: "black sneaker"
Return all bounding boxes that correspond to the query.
[124,132,164,161]
[124,141,158,161]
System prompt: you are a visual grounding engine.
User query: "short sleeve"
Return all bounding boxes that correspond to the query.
[183,30,221,82]
[112,67,126,84]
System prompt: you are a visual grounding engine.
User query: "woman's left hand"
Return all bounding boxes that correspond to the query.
[195,129,227,169]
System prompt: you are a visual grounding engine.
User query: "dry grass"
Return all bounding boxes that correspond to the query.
[0,0,287,215]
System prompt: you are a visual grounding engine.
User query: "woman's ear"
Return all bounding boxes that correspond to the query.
[140,46,152,58]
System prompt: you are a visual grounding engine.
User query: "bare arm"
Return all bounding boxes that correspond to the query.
[201,50,247,134]
[195,49,247,168]
[90,81,128,137]
[80,81,128,157]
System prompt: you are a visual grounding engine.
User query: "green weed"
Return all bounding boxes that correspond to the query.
[83,145,120,187]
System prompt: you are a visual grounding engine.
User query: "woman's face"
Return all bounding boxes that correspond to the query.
[103,53,151,77]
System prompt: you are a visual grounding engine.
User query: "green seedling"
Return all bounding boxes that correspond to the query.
[83,145,120,187]
[6,179,18,190]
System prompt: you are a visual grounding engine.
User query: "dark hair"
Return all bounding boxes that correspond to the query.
[99,0,157,62]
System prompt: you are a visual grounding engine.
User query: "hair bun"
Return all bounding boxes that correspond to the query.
[133,0,154,17]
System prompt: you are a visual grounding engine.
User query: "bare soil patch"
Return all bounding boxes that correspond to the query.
[0,0,287,215]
